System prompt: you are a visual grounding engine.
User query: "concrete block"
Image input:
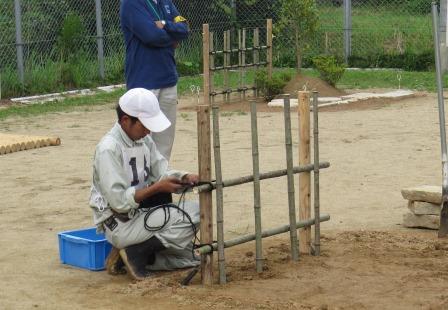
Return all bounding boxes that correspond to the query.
[403,212,439,230]
[401,186,442,204]
[408,201,441,215]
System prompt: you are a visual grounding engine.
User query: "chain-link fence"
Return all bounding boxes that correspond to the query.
[0,0,439,98]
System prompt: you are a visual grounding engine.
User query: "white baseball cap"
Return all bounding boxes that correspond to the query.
[119,88,171,132]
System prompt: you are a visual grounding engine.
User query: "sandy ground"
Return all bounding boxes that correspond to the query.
[1,92,448,309]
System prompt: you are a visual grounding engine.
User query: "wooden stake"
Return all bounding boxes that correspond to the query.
[267,19,273,80]
[298,91,311,254]
[203,24,210,106]
[212,101,226,284]
[197,104,213,285]
[250,100,263,273]
[283,95,299,261]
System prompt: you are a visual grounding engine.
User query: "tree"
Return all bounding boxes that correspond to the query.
[276,0,318,72]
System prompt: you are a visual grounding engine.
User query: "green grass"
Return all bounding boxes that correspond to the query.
[0,68,445,121]
[0,88,125,120]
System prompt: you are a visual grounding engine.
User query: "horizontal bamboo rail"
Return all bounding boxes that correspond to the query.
[195,214,331,255]
[193,162,330,194]
[210,46,269,55]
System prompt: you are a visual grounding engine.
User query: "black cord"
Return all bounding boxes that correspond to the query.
[142,186,201,259]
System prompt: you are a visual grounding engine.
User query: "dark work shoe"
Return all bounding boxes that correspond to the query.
[106,247,126,275]
[119,236,166,281]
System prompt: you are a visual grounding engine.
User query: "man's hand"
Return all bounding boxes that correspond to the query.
[155,20,165,29]
[181,174,199,187]
[155,177,183,193]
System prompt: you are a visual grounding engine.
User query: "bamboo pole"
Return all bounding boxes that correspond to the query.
[253,28,260,98]
[312,91,321,256]
[267,19,273,80]
[223,30,229,103]
[283,95,299,261]
[250,100,263,273]
[210,31,214,100]
[238,29,242,102]
[242,28,247,101]
[193,162,330,194]
[298,91,311,254]
[197,104,213,285]
[196,215,331,255]
[212,100,226,284]
[203,24,211,107]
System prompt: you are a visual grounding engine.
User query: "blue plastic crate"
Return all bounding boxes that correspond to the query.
[58,227,112,271]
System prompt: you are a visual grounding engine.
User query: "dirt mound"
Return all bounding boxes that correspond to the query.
[283,74,346,97]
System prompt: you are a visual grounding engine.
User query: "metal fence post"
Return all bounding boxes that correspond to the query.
[13,0,24,85]
[95,0,105,80]
[343,0,352,64]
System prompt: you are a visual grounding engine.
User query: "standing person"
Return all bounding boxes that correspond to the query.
[90,88,200,280]
[120,0,189,161]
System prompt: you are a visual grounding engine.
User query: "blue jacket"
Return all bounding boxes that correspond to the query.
[120,0,189,90]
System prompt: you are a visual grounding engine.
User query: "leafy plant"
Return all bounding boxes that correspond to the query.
[255,69,292,101]
[276,0,318,72]
[57,12,86,62]
[312,55,345,86]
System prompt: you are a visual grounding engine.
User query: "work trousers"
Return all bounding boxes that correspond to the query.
[150,86,177,161]
[104,201,200,270]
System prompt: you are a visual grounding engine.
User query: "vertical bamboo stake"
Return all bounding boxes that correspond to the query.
[210,32,214,99]
[200,24,213,285]
[250,99,263,273]
[197,105,213,285]
[212,99,227,284]
[267,19,273,80]
[203,24,211,106]
[312,91,321,256]
[253,28,260,97]
[283,95,299,261]
[242,28,247,101]
[226,30,231,103]
[238,29,242,102]
[298,91,311,254]
[223,31,230,103]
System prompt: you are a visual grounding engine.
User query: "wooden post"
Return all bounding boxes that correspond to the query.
[197,105,213,285]
[267,19,273,80]
[203,24,210,106]
[298,91,311,254]
[283,95,299,261]
[253,28,260,97]
[250,100,263,273]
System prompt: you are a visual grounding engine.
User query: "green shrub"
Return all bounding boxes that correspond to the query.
[177,61,201,76]
[255,69,292,101]
[348,51,434,71]
[312,55,345,86]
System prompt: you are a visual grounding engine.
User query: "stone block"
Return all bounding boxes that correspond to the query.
[401,186,441,204]
[403,212,439,230]
[408,201,441,215]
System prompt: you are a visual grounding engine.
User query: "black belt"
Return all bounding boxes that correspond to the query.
[111,209,130,222]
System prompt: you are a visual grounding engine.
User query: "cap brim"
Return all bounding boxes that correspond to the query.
[139,111,171,133]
